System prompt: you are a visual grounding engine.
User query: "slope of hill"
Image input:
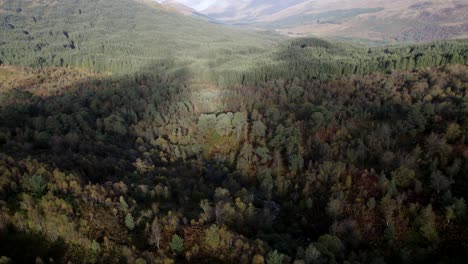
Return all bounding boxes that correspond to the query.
[160,0,200,15]
[159,0,216,21]
[188,0,468,43]
[0,0,282,77]
[269,0,468,43]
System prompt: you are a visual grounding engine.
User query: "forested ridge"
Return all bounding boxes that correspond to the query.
[1,0,468,264]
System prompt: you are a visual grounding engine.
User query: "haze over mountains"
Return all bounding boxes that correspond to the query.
[162,0,468,43]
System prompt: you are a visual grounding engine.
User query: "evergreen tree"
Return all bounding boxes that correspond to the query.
[170,234,184,254]
[266,250,284,264]
[125,213,135,231]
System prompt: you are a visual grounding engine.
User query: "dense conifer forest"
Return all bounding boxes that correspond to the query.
[1,0,468,263]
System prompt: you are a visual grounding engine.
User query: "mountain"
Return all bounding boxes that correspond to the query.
[203,0,304,22]
[260,0,468,43]
[174,0,468,43]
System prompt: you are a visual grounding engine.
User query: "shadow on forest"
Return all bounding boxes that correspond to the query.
[0,58,319,257]
[0,228,67,263]
[0,60,194,182]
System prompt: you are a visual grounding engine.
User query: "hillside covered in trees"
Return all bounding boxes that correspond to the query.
[1,0,467,85]
[1,0,468,264]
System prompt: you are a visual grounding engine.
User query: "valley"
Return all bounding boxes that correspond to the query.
[165,0,468,43]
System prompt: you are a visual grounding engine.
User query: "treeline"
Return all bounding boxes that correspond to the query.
[222,38,468,85]
[1,64,467,263]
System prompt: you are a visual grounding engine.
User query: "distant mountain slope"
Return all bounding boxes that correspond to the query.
[203,0,304,22]
[266,0,468,43]
[178,0,468,43]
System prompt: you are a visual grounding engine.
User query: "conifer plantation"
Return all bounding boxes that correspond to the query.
[0,0,468,263]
